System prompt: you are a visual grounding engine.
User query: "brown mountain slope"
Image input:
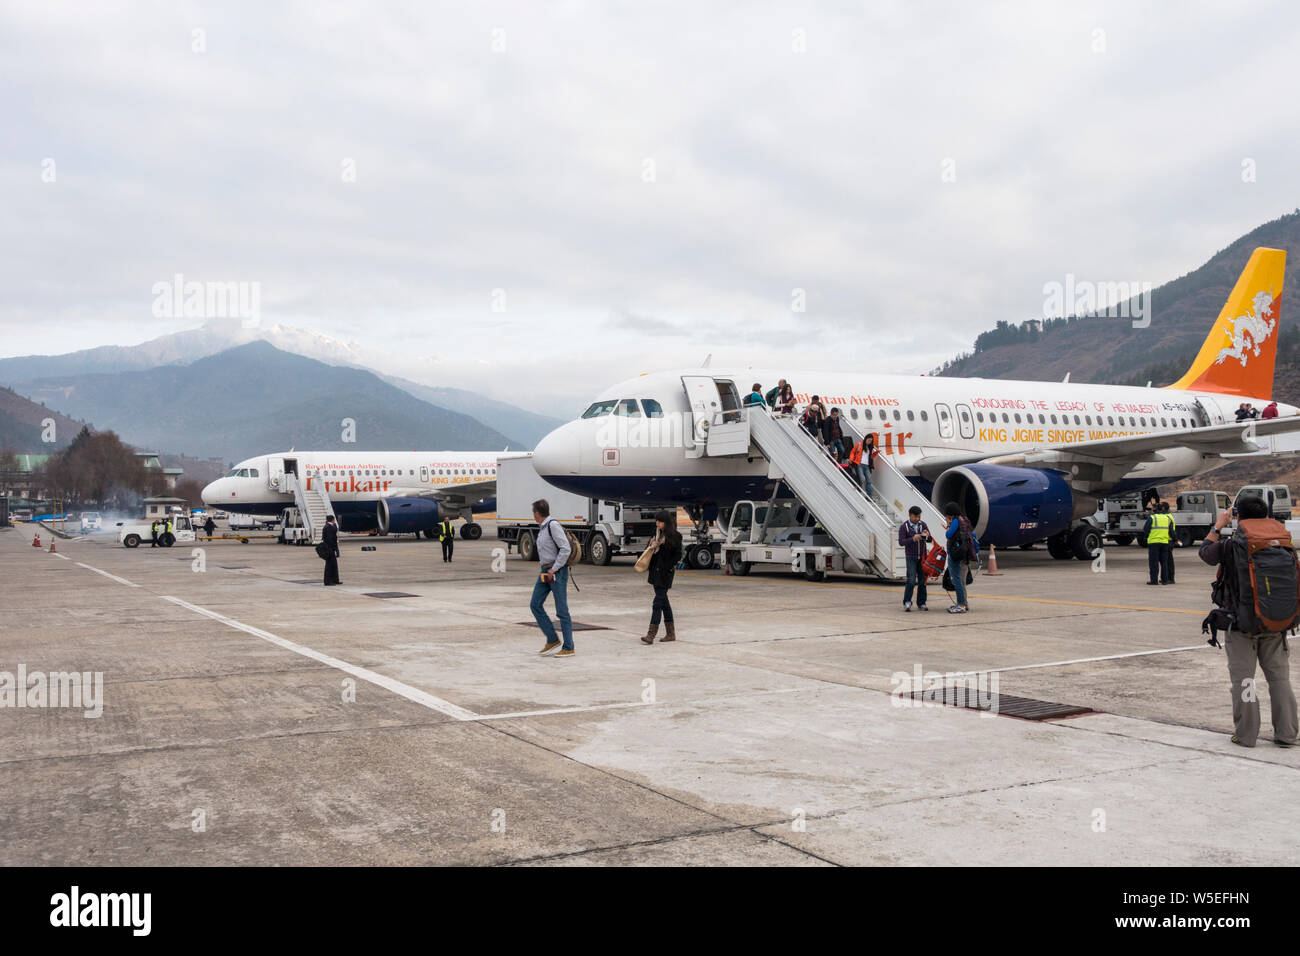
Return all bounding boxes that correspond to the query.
[938,209,1300,392]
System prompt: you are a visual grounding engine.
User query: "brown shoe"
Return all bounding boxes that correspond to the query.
[660,621,676,642]
[641,623,658,645]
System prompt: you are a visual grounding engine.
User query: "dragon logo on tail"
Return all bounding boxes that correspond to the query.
[1214,290,1277,368]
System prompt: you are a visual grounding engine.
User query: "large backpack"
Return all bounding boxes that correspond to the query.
[1214,518,1300,635]
[948,519,973,563]
[544,519,583,569]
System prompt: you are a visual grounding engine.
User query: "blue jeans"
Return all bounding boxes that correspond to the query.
[948,561,968,606]
[530,565,573,650]
[827,438,844,459]
[904,556,927,607]
[858,465,872,495]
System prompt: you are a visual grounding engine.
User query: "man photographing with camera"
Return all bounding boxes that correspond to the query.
[1199,495,1299,748]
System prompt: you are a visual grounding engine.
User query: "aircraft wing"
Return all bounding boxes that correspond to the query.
[913,416,1300,486]
[380,480,498,503]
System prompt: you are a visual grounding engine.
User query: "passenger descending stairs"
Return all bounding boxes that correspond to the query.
[746,407,946,579]
[837,417,949,545]
[287,471,336,545]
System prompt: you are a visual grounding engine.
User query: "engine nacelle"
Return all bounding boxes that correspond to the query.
[931,464,1074,548]
[471,497,496,514]
[377,497,440,535]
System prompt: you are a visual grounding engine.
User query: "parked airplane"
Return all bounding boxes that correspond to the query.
[532,247,1300,557]
[201,451,506,538]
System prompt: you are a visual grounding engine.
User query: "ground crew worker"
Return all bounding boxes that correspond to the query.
[203,516,216,538]
[149,519,160,548]
[322,514,341,585]
[1144,503,1174,585]
[1161,501,1177,584]
[438,518,454,562]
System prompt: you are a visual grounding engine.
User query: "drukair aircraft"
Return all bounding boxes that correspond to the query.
[202,450,506,539]
[533,247,1300,558]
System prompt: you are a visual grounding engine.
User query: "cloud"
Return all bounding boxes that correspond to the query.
[2,0,1299,409]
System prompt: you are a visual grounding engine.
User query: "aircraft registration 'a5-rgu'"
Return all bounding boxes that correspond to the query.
[533,247,1300,549]
[201,450,504,538]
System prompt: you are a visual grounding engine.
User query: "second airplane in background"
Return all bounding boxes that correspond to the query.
[202,450,506,538]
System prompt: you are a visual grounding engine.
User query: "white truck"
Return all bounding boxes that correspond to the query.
[495,454,670,566]
[278,507,311,545]
[118,513,196,548]
[79,511,102,532]
[1235,484,1293,521]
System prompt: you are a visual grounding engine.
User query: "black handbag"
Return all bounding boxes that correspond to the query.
[315,542,329,559]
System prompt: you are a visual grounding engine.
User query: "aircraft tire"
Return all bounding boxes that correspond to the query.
[1070,525,1103,561]
[687,543,715,570]
[1046,532,1073,560]
[460,522,483,541]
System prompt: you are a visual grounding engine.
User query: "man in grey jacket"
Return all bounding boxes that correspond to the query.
[530,498,575,657]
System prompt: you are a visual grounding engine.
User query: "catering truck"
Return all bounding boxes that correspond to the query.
[494,454,670,566]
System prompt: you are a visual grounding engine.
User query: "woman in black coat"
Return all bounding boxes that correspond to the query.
[642,510,684,644]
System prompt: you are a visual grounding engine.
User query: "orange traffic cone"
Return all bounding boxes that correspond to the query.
[48,537,57,553]
[32,533,41,548]
[985,544,1004,575]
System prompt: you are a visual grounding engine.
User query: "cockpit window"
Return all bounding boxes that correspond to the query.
[615,399,641,417]
[247,468,259,478]
[581,400,618,419]
[642,399,664,418]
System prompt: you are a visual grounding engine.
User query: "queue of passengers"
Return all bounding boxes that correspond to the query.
[749,381,880,496]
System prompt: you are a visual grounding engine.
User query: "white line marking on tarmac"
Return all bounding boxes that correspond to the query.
[946,644,1208,677]
[51,552,69,560]
[471,702,651,721]
[75,562,140,587]
[162,596,480,721]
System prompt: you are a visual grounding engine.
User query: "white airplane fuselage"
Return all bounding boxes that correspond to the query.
[532,368,1293,508]
[201,450,502,533]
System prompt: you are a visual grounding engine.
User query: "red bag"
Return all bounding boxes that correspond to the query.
[920,542,947,581]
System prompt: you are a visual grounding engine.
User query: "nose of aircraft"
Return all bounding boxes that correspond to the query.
[532,422,583,477]
[201,477,231,506]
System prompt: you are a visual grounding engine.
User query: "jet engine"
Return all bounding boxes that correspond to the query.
[931,464,1075,548]
[377,497,440,535]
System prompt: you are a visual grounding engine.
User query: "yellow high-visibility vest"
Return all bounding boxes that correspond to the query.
[1148,513,1172,544]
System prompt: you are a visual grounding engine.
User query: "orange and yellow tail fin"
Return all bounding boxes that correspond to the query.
[1169,247,1286,396]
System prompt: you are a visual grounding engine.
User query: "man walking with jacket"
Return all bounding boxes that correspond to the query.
[530,499,575,658]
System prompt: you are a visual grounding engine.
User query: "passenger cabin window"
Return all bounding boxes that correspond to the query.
[615,399,641,417]
[642,399,664,418]
[581,400,618,418]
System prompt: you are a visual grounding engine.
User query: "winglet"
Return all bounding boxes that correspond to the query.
[1169,247,1286,396]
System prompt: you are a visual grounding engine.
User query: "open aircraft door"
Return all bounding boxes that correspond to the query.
[681,376,750,457]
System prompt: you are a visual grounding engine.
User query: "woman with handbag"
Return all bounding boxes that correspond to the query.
[640,510,684,644]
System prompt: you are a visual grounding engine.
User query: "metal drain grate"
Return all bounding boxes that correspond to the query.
[517,620,611,631]
[365,591,419,599]
[908,689,1094,721]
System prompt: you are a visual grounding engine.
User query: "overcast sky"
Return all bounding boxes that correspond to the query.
[3,0,1299,417]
